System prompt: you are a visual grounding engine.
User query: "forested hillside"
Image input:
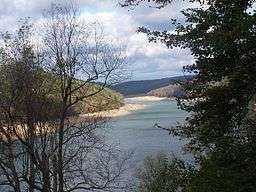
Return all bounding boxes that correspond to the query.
[113,75,193,96]
[0,67,124,118]
[74,86,124,114]
[147,84,184,98]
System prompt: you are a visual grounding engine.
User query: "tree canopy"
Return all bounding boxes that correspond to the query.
[122,0,256,191]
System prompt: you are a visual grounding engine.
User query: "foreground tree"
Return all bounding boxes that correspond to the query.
[42,4,128,192]
[136,153,190,192]
[0,4,130,192]
[0,21,53,192]
[122,0,256,191]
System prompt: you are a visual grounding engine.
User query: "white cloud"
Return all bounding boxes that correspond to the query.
[0,0,195,80]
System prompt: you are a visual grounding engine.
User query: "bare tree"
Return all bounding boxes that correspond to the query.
[119,0,172,9]
[41,3,129,192]
[0,4,131,192]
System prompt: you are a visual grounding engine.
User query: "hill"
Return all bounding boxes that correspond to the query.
[44,78,124,115]
[36,72,125,114]
[0,66,124,119]
[74,86,124,114]
[113,75,193,96]
[147,84,185,98]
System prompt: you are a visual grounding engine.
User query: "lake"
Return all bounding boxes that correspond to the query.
[104,97,189,171]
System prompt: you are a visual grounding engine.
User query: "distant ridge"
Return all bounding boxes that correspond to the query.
[147,84,185,98]
[113,75,193,96]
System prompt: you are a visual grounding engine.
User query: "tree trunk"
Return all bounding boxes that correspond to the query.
[28,161,35,192]
[52,154,58,192]
[28,122,35,192]
[50,137,58,192]
[57,113,65,192]
[9,145,21,192]
[42,153,51,192]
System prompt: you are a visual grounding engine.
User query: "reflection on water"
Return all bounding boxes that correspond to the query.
[103,98,189,169]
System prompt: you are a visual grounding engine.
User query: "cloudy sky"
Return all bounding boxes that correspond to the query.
[0,0,195,80]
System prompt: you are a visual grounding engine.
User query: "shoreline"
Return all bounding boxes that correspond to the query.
[125,95,168,101]
[80,103,145,118]
[80,96,169,118]
[1,96,167,141]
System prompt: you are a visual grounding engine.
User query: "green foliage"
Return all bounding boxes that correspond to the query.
[0,23,63,123]
[136,154,189,192]
[139,0,256,153]
[0,64,63,122]
[127,0,256,191]
[0,19,124,124]
[72,85,124,114]
[0,65,124,122]
[43,74,124,115]
[186,142,256,192]
[172,0,256,153]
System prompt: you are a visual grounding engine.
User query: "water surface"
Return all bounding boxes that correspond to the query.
[104,98,188,168]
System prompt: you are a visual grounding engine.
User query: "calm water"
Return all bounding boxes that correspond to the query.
[104,98,188,168]
[0,98,188,191]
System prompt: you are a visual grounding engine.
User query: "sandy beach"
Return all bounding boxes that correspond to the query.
[80,103,145,118]
[80,96,167,118]
[125,96,167,102]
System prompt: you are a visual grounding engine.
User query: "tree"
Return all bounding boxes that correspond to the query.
[0,20,54,192]
[0,4,131,192]
[136,153,189,192]
[120,0,173,9]
[42,3,128,192]
[121,0,256,191]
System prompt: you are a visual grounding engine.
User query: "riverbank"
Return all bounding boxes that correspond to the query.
[80,96,169,118]
[126,96,168,101]
[80,103,145,118]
